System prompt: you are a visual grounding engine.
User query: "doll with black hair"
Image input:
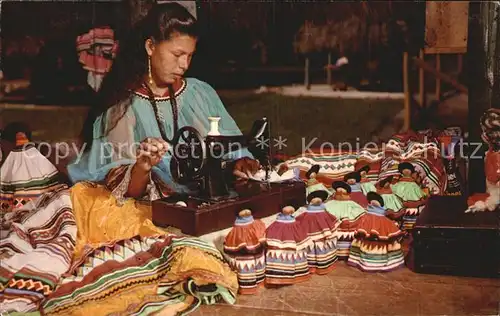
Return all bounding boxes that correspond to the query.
[342,171,369,208]
[376,176,404,218]
[305,164,332,198]
[357,164,377,195]
[265,205,312,286]
[295,190,339,274]
[324,181,367,259]
[0,122,61,212]
[347,192,406,272]
[391,162,427,202]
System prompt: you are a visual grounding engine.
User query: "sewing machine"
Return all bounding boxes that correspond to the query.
[152,117,305,236]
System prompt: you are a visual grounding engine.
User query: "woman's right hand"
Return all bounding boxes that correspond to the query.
[135,137,169,172]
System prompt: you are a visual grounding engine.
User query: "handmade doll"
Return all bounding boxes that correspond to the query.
[391,162,428,203]
[343,171,369,208]
[264,205,312,286]
[357,164,377,195]
[467,108,500,213]
[305,164,331,198]
[347,192,406,272]
[0,122,60,212]
[223,209,267,294]
[295,190,339,274]
[324,181,367,259]
[376,176,404,220]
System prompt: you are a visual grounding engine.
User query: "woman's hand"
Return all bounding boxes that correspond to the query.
[233,157,261,180]
[135,137,169,172]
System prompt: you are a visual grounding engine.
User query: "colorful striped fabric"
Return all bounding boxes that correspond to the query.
[0,185,76,313]
[281,131,446,196]
[264,213,312,285]
[41,235,238,315]
[347,240,405,272]
[1,146,60,213]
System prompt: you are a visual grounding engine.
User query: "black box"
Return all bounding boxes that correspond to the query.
[409,195,500,278]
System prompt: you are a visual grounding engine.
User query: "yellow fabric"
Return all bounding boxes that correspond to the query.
[70,182,165,260]
[44,283,193,316]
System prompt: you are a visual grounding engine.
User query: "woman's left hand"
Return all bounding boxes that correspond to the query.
[233,157,261,180]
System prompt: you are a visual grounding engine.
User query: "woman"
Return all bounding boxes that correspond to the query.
[66,2,258,256]
[1,3,256,315]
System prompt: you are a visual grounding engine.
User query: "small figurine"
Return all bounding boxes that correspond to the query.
[466,108,500,213]
[295,190,339,274]
[391,162,428,202]
[0,122,60,212]
[357,164,377,195]
[376,176,404,220]
[264,205,312,286]
[305,164,332,198]
[343,172,369,208]
[324,181,367,259]
[223,209,267,294]
[347,192,406,272]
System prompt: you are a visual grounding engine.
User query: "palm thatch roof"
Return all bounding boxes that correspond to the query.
[293,2,397,56]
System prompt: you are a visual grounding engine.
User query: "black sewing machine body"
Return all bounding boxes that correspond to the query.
[169,117,271,201]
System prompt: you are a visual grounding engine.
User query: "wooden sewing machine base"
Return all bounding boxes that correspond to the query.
[152,181,306,236]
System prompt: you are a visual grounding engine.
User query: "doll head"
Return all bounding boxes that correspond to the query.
[358,165,370,177]
[398,162,415,177]
[2,122,32,147]
[480,108,500,151]
[238,209,252,217]
[367,192,384,207]
[332,181,351,195]
[306,164,321,179]
[281,205,295,215]
[306,190,328,205]
[343,172,361,185]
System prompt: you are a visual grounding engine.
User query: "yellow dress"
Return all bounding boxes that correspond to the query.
[70,181,165,260]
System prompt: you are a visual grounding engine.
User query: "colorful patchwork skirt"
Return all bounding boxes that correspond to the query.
[223,218,267,294]
[295,211,339,274]
[265,214,312,285]
[347,213,406,272]
[0,145,60,212]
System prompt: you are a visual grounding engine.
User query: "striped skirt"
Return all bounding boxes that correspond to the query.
[226,253,266,294]
[347,239,405,272]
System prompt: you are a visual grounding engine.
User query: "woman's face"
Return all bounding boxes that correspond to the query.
[146,33,197,85]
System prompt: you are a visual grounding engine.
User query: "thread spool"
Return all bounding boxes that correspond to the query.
[207,117,221,136]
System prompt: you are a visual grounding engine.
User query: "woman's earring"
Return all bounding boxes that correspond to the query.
[148,57,153,85]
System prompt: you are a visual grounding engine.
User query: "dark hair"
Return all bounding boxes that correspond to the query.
[81,2,198,151]
[1,122,32,143]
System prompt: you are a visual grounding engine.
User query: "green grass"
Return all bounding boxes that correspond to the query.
[1,92,403,156]
[220,91,403,156]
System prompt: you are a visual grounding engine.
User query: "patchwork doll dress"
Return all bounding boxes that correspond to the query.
[347,204,406,272]
[295,203,339,274]
[265,209,312,285]
[1,140,60,213]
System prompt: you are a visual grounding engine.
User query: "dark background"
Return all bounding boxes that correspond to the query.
[1,1,427,99]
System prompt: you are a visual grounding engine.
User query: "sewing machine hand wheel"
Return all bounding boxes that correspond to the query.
[170,126,206,185]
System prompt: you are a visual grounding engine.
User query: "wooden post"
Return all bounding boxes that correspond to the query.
[467,2,489,195]
[457,54,463,75]
[435,54,441,101]
[327,52,332,86]
[305,57,310,90]
[403,51,411,131]
[419,49,426,108]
